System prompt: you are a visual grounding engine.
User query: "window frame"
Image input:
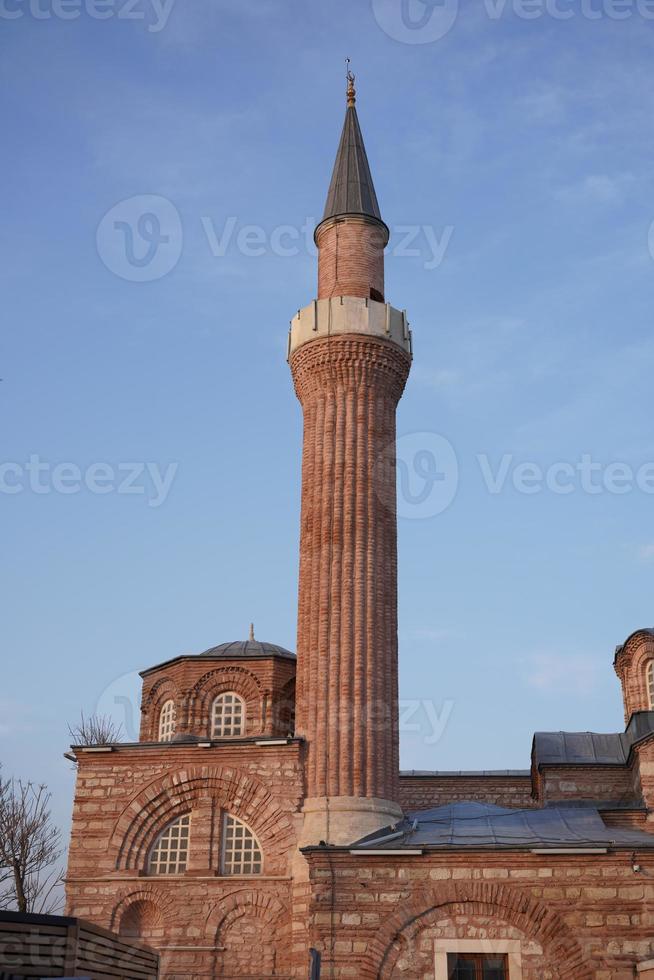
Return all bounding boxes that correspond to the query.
[147,813,191,876]
[211,691,246,738]
[647,660,654,709]
[220,812,263,876]
[158,699,176,741]
[434,941,522,980]
[446,952,508,979]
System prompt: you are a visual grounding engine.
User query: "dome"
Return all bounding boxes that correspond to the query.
[199,639,296,661]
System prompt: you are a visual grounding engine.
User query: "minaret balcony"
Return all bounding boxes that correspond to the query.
[288,295,412,360]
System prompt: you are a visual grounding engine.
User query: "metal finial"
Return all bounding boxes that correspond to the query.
[346,58,356,107]
[249,622,255,641]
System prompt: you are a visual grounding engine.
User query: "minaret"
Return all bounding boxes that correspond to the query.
[289,72,412,845]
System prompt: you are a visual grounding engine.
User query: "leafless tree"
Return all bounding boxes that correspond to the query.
[68,711,123,746]
[0,769,63,913]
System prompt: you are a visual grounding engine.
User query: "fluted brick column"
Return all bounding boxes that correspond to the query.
[290,333,410,843]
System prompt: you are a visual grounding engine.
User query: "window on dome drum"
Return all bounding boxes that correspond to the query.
[158,699,176,741]
[220,814,262,875]
[211,692,245,737]
[447,954,508,980]
[648,661,654,708]
[148,814,190,875]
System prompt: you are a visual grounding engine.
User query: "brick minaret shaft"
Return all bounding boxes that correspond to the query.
[289,74,412,844]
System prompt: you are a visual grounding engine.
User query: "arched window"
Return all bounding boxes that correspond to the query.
[148,814,190,875]
[647,661,654,709]
[158,699,176,741]
[211,692,245,737]
[220,814,262,875]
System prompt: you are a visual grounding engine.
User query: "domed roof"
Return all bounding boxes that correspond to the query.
[140,634,296,677]
[199,639,295,661]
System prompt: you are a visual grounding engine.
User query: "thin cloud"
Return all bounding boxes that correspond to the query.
[518,652,600,695]
[554,173,635,206]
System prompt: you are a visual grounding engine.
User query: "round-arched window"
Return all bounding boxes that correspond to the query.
[211,692,245,737]
[220,813,262,875]
[148,814,190,875]
[647,661,654,709]
[158,699,176,741]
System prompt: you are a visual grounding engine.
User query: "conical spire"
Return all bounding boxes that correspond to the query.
[321,72,383,225]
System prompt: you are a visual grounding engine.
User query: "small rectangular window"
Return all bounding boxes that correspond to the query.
[447,954,508,980]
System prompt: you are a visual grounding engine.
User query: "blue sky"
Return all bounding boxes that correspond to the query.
[2,0,654,843]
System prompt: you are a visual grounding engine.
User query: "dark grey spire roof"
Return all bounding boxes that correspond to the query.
[321,104,383,224]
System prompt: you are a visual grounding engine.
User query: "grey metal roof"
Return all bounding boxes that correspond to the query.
[199,640,295,661]
[352,801,654,851]
[140,639,296,676]
[321,105,382,225]
[401,770,530,778]
[533,712,654,767]
[533,731,629,766]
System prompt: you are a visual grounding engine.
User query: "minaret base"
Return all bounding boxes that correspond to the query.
[298,796,404,848]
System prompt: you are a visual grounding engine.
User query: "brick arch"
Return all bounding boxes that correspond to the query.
[187,666,264,736]
[371,883,591,980]
[615,633,654,720]
[109,885,175,934]
[108,765,295,874]
[141,676,181,741]
[206,889,291,977]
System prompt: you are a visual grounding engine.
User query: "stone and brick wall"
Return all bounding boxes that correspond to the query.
[535,764,638,805]
[399,775,535,811]
[139,655,296,742]
[302,850,654,979]
[65,741,304,979]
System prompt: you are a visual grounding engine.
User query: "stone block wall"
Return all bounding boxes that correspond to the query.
[303,850,654,979]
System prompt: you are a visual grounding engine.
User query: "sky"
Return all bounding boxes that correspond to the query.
[2,0,654,852]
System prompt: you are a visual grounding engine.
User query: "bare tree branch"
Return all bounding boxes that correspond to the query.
[68,711,123,746]
[0,768,63,913]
